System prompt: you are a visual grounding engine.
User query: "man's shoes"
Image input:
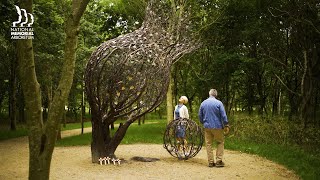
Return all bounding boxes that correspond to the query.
[215,161,225,167]
[208,162,215,167]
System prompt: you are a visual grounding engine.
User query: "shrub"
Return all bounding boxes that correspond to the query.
[230,114,320,153]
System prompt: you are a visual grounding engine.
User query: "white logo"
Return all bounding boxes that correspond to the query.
[11,5,34,40]
[12,5,34,27]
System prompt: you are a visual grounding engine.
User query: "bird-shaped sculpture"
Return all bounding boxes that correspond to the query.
[85,0,199,162]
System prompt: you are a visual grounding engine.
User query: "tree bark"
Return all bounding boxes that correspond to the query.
[91,108,134,162]
[108,121,131,154]
[43,0,90,171]
[9,52,17,130]
[166,73,174,123]
[225,77,230,115]
[17,0,90,179]
[300,50,314,127]
[17,84,25,123]
[16,1,46,178]
[81,82,85,134]
[90,110,110,162]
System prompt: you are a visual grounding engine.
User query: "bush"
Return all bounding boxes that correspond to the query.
[230,114,320,153]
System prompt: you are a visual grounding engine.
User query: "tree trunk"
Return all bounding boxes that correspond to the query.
[91,110,110,161]
[158,107,162,119]
[17,84,25,123]
[226,78,231,115]
[189,98,193,117]
[81,102,84,134]
[257,73,265,115]
[91,112,133,162]
[229,91,236,115]
[247,82,254,115]
[16,1,46,178]
[9,53,17,130]
[56,122,62,140]
[278,90,282,115]
[300,50,313,127]
[45,0,90,162]
[64,108,67,125]
[107,121,131,154]
[91,124,107,162]
[44,77,52,122]
[166,73,173,123]
[272,79,279,116]
[81,76,85,134]
[173,64,178,106]
[17,0,90,179]
[315,92,319,127]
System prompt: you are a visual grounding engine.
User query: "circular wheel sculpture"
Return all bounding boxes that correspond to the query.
[163,118,204,160]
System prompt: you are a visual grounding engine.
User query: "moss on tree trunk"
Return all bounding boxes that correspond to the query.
[17,0,90,179]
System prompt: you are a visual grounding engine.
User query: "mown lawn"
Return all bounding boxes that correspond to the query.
[56,120,166,146]
[0,121,91,141]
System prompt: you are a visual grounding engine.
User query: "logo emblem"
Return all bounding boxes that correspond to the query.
[11,5,34,39]
[12,5,34,27]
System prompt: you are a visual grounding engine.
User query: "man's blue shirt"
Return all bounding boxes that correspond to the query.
[198,97,228,129]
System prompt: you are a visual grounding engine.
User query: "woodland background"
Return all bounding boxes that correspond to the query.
[0,0,319,167]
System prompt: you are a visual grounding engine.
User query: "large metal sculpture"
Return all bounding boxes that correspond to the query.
[85,0,199,162]
[163,118,204,160]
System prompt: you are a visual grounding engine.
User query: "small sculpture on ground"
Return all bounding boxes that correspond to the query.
[98,157,121,165]
[163,118,204,160]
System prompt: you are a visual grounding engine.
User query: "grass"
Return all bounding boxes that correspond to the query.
[226,138,320,180]
[56,133,92,146]
[56,120,167,146]
[118,121,166,144]
[0,127,28,141]
[61,121,92,131]
[0,121,92,141]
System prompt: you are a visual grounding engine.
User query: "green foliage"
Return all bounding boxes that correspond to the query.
[231,114,289,144]
[101,0,146,21]
[0,0,17,115]
[230,114,320,152]
[91,0,145,40]
[175,0,320,124]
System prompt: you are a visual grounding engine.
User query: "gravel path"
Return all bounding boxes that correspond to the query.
[0,129,300,180]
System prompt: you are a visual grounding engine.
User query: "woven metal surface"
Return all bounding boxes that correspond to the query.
[85,0,198,123]
[163,118,204,160]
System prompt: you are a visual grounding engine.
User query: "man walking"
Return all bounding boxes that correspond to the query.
[198,89,230,167]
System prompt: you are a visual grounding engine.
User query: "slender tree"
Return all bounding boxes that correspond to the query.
[166,73,174,123]
[17,0,90,179]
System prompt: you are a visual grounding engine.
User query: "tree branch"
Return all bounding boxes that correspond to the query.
[274,74,301,96]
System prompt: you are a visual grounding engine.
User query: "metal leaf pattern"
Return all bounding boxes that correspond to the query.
[85,0,199,122]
